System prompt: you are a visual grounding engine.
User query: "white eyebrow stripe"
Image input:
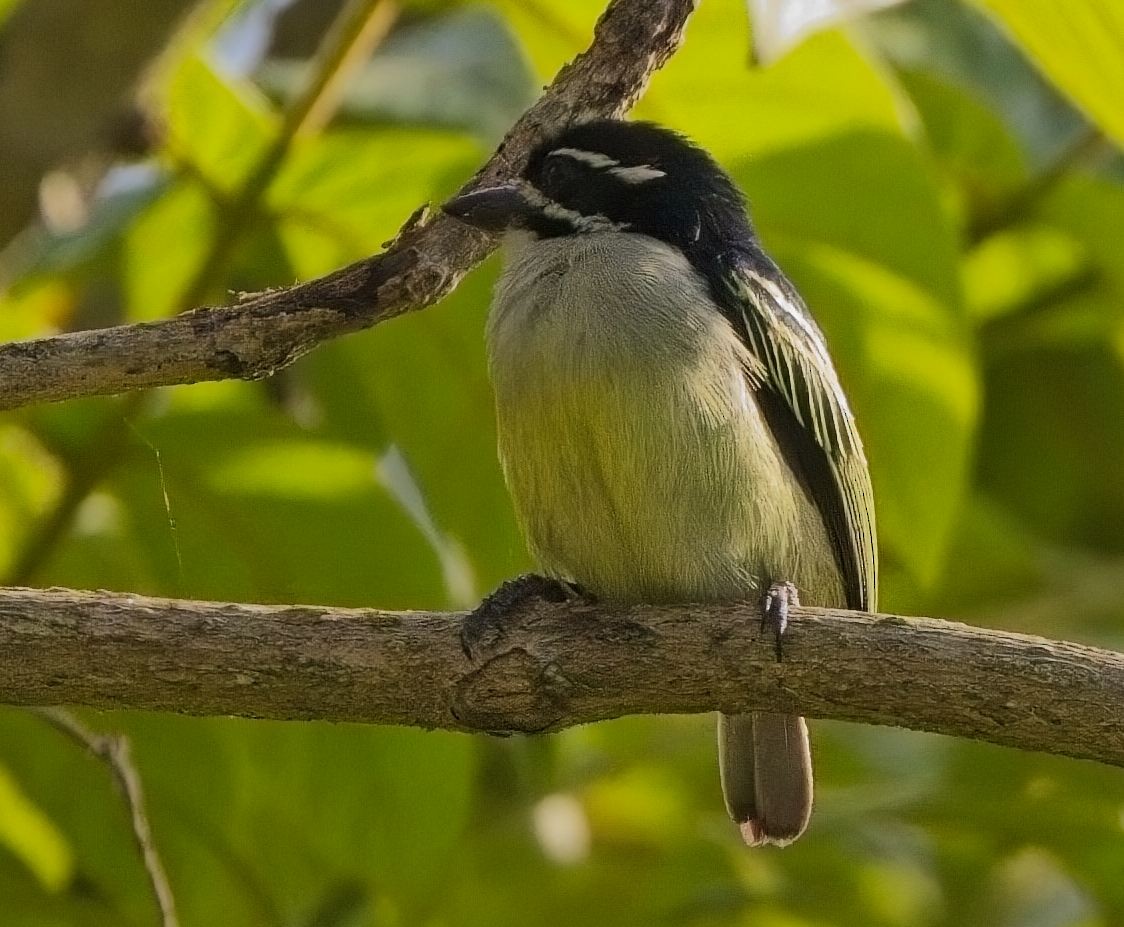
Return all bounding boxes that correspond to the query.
[609,164,666,183]
[549,147,620,169]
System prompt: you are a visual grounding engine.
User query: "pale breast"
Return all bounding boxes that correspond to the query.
[486,232,842,606]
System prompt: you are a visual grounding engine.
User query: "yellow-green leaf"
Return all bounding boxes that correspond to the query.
[0,764,72,891]
[969,0,1124,148]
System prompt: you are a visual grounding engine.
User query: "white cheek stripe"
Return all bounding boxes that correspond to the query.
[550,147,619,169]
[521,183,628,233]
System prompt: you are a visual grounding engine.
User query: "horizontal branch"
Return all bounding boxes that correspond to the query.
[1,586,1122,767]
[0,0,697,411]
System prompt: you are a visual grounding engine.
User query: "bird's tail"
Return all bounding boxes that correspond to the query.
[717,712,813,846]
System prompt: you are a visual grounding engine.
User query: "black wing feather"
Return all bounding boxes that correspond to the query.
[717,250,877,612]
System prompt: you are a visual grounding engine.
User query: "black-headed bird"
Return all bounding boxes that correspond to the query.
[444,119,877,846]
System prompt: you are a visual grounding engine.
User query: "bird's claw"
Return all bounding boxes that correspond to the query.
[461,573,584,661]
[762,580,799,663]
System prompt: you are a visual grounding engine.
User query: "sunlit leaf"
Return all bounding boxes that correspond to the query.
[0,0,23,26]
[963,226,1087,325]
[32,386,447,608]
[0,764,72,891]
[0,710,162,925]
[646,5,906,159]
[0,279,72,344]
[269,127,481,275]
[490,0,603,80]
[0,424,63,580]
[165,53,278,191]
[120,180,217,320]
[969,0,1124,149]
[747,0,909,65]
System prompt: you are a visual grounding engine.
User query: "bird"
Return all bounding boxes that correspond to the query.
[442,119,877,847]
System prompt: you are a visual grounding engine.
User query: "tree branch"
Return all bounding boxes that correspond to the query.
[0,0,697,411]
[2,586,1122,768]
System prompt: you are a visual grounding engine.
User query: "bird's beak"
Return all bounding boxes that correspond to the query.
[442,183,538,232]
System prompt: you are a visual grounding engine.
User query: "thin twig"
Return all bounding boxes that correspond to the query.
[31,707,178,927]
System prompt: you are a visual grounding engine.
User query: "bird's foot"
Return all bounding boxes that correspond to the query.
[762,580,799,663]
[461,573,585,661]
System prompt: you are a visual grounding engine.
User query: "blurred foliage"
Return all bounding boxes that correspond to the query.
[0,0,1123,924]
[967,0,1124,150]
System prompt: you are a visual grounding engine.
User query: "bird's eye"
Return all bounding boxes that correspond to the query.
[539,156,584,196]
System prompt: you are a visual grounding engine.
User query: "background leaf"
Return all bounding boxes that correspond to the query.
[968,0,1124,149]
[747,0,910,64]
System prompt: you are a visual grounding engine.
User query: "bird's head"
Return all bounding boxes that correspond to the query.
[442,119,755,255]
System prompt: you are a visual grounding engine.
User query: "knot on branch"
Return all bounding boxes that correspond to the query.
[450,646,574,735]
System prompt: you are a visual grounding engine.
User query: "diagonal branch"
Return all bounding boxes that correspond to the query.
[2,586,1122,768]
[0,0,697,412]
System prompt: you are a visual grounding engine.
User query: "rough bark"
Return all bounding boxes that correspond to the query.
[1,586,1122,767]
[0,0,698,411]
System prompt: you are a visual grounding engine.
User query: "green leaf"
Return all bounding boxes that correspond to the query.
[738,131,961,306]
[490,0,603,81]
[969,0,1124,149]
[0,710,162,925]
[261,7,536,142]
[963,223,1089,326]
[0,424,63,579]
[0,764,72,892]
[0,0,22,26]
[268,127,482,276]
[979,339,1124,554]
[120,716,477,926]
[0,709,476,926]
[924,492,1046,619]
[895,69,1029,229]
[862,0,1087,166]
[165,53,277,192]
[120,180,217,320]
[645,3,906,160]
[300,261,527,600]
[747,0,910,65]
[34,384,447,609]
[1037,175,1124,291]
[978,175,1124,355]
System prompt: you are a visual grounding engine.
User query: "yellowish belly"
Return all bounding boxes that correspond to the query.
[487,232,843,607]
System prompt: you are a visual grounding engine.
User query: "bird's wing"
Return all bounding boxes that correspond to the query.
[719,252,877,611]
